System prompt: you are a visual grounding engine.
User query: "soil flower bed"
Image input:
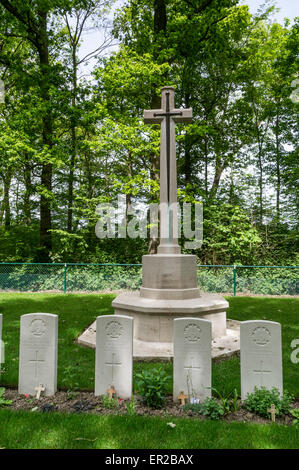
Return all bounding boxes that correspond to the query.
[2,388,298,426]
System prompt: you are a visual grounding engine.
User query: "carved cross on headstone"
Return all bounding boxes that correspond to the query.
[35,384,45,400]
[184,357,201,380]
[178,390,188,405]
[107,385,117,399]
[253,360,271,387]
[30,350,45,379]
[144,87,192,254]
[105,352,122,383]
[267,403,278,422]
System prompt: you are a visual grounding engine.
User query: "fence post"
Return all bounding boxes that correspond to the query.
[64,263,67,294]
[233,265,237,297]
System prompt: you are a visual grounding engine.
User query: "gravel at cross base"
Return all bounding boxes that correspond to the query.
[2,388,298,425]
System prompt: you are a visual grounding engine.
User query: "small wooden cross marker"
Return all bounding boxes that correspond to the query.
[178,391,188,406]
[107,385,116,399]
[268,403,278,422]
[35,384,45,400]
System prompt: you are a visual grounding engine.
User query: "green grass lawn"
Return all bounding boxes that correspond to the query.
[0,293,298,449]
[0,409,298,449]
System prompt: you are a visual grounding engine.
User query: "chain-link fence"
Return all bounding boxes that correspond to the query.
[0,263,298,296]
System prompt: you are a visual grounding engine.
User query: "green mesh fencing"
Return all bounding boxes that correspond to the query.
[0,263,298,296]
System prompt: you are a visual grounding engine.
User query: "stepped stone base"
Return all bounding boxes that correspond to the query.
[77,252,237,360]
[112,292,228,341]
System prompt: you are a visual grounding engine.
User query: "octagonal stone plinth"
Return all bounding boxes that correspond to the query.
[112,292,228,342]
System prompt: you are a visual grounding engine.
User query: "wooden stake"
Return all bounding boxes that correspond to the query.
[267,403,278,422]
[178,391,188,406]
[107,385,116,399]
[35,384,45,400]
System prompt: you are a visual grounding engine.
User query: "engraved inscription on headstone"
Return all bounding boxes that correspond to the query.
[18,313,58,396]
[173,317,212,402]
[240,320,283,400]
[95,315,133,399]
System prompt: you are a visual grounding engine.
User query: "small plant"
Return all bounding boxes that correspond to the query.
[183,398,225,420]
[135,367,171,409]
[200,397,225,420]
[231,388,240,412]
[101,394,119,409]
[210,387,232,413]
[0,387,12,407]
[125,396,136,416]
[290,409,299,425]
[61,365,80,400]
[244,387,293,418]
[183,402,202,415]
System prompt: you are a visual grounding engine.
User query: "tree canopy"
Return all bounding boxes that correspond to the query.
[0,0,298,265]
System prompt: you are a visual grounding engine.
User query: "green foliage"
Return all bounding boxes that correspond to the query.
[125,396,136,416]
[0,388,12,407]
[135,367,171,409]
[200,398,226,420]
[0,0,297,267]
[0,263,297,296]
[183,402,202,415]
[210,387,240,413]
[183,397,226,420]
[290,409,299,425]
[61,365,80,399]
[101,395,120,410]
[243,387,294,418]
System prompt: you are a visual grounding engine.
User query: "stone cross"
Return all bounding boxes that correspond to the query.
[107,385,116,399]
[267,403,278,422]
[30,350,45,379]
[253,360,271,386]
[178,391,188,406]
[184,357,202,382]
[35,384,45,400]
[144,86,192,254]
[105,352,122,383]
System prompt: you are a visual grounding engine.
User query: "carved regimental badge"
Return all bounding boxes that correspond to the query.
[30,319,46,337]
[184,323,201,343]
[105,320,123,339]
[251,326,271,346]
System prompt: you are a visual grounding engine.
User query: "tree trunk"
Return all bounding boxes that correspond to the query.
[183,93,191,186]
[67,47,78,232]
[2,170,12,228]
[37,10,53,261]
[24,154,32,225]
[275,110,281,223]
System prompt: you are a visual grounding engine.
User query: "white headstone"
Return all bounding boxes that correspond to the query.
[173,317,212,402]
[18,313,58,396]
[95,315,133,399]
[240,320,283,400]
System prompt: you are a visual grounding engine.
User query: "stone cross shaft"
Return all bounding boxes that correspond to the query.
[144,86,192,254]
